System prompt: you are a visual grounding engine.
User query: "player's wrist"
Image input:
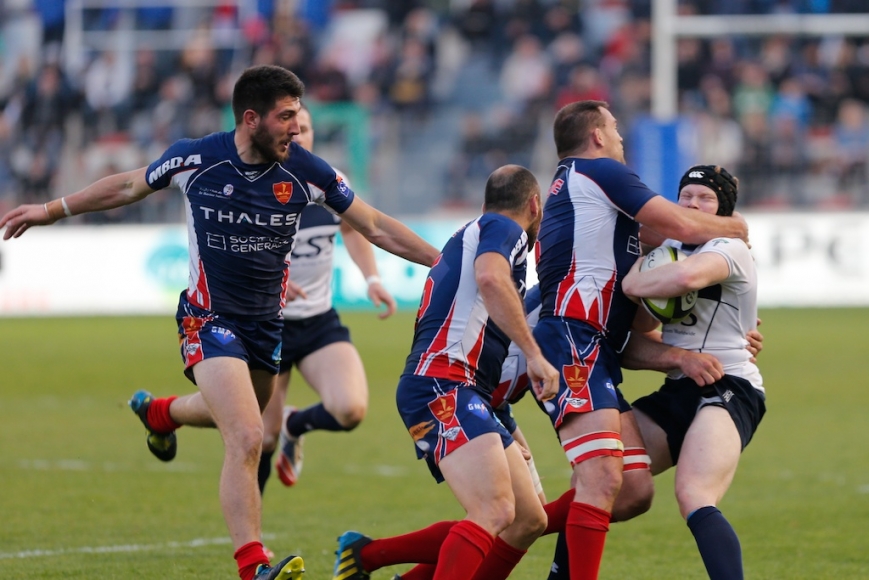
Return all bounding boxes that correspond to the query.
[365,275,381,286]
[44,198,69,222]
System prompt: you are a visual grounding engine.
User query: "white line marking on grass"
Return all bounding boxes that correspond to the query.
[344,464,410,477]
[0,535,276,560]
[15,459,201,473]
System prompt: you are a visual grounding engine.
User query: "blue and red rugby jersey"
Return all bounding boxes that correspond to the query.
[146,131,354,320]
[535,157,658,350]
[402,213,529,394]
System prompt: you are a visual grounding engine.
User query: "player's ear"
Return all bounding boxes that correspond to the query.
[529,191,541,219]
[591,126,604,148]
[242,108,260,129]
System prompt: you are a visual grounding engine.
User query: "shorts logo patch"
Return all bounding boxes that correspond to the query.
[563,363,589,393]
[429,393,457,424]
[186,343,200,355]
[182,315,204,335]
[566,396,589,408]
[441,426,462,441]
[409,420,435,441]
[211,327,236,344]
[273,181,293,204]
[466,396,489,419]
[722,389,734,402]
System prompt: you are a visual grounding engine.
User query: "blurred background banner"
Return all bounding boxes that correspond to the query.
[2,212,868,316]
[3,1,869,313]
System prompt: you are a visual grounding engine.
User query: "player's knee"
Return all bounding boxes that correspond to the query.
[477,495,516,536]
[565,431,625,504]
[332,400,367,430]
[674,485,709,518]
[515,505,548,542]
[612,450,654,522]
[225,423,265,465]
[611,480,654,522]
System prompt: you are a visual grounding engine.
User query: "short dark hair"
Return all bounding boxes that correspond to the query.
[553,100,609,158]
[484,165,540,213]
[678,165,739,216]
[232,65,305,125]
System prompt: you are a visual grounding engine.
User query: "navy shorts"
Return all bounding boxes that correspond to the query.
[396,375,514,483]
[176,292,283,384]
[533,316,626,429]
[279,308,351,373]
[631,375,766,463]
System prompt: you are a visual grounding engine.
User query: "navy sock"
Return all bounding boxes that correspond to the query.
[287,403,345,437]
[687,506,744,580]
[548,530,570,580]
[257,450,274,495]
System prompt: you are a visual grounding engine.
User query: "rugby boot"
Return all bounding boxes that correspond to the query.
[254,554,305,580]
[332,531,372,580]
[276,406,304,486]
[128,389,177,462]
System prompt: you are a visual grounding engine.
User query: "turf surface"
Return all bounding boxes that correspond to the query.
[1,308,867,578]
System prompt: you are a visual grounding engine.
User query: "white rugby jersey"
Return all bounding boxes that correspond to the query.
[661,238,764,392]
[281,170,349,320]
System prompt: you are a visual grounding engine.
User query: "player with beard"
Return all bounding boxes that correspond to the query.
[258,104,397,494]
[331,165,559,580]
[532,101,749,579]
[0,65,439,580]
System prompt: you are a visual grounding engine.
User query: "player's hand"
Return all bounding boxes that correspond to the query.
[732,211,750,246]
[284,280,307,302]
[680,351,723,386]
[746,321,763,363]
[367,280,397,319]
[526,354,559,402]
[1,204,57,240]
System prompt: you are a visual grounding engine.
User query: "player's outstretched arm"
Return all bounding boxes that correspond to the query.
[621,330,724,386]
[635,196,748,245]
[622,250,730,299]
[339,220,397,318]
[1,167,154,240]
[340,196,439,267]
[475,252,558,402]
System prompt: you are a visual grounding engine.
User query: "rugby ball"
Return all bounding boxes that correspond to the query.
[638,246,698,324]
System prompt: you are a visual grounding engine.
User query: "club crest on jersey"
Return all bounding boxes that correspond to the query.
[428,393,457,424]
[222,184,233,196]
[273,181,293,204]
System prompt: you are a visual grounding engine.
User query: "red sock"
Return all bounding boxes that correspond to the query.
[360,520,457,571]
[401,563,436,580]
[432,520,494,580]
[146,395,181,433]
[543,489,575,535]
[234,541,269,580]
[469,536,526,580]
[566,502,611,580]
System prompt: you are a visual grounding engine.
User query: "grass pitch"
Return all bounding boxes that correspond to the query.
[1,308,868,579]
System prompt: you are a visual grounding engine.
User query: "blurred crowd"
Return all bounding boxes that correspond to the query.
[1,0,869,222]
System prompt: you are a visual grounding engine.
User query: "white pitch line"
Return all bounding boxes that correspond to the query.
[0,535,274,560]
